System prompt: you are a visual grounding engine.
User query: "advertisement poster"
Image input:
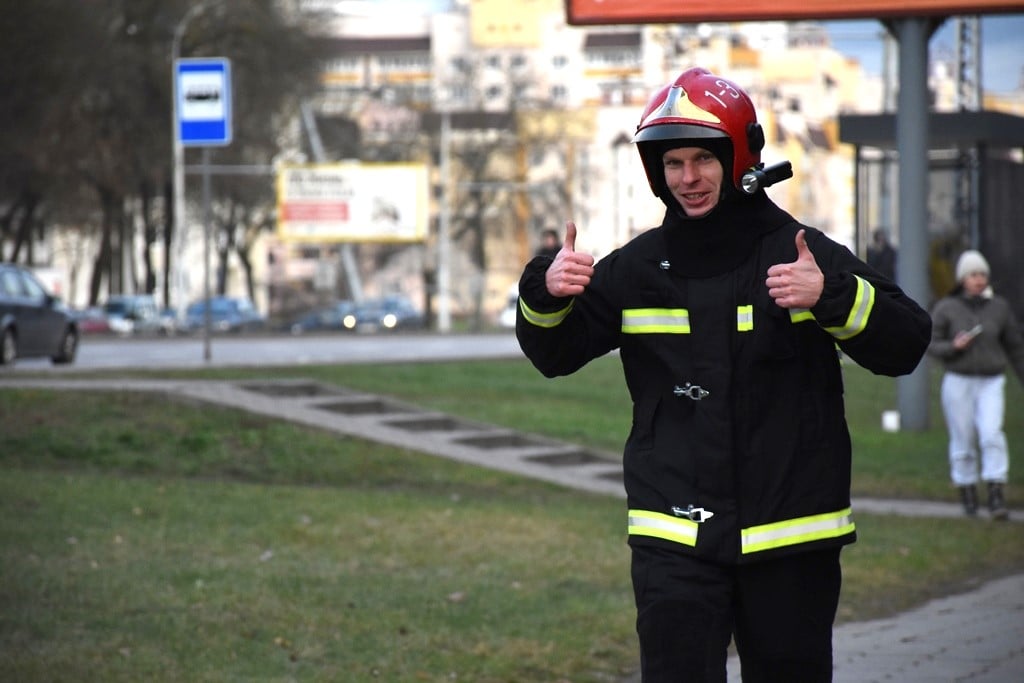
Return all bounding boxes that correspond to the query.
[277,163,429,243]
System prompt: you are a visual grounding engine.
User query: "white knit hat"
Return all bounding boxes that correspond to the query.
[955,250,990,281]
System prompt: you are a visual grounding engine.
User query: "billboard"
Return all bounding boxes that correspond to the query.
[276,163,429,243]
[565,0,1024,24]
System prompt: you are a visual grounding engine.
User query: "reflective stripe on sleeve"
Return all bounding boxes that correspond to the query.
[628,509,699,547]
[823,275,875,340]
[736,305,753,332]
[741,508,855,555]
[622,308,690,334]
[789,308,816,323]
[789,275,875,339]
[519,298,573,329]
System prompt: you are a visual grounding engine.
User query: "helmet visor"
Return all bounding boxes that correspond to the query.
[633,123,728,144]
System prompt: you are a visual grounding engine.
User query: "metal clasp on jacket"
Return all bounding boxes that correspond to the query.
[672,504,715,523]
[673,382,709,401]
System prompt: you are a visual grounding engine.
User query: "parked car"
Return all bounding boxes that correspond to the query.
[159,307,181,335]
[72,306,113,335]
[103,294,166,336]
[285,300,358,334]
[183,296,266,334]
[0,262,78,365]
[352,295,425,332]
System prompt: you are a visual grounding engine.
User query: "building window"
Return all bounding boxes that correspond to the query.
[325,57,360,72]
[377,53,430,71]
[447,84,471,103]
[585,49,640,67]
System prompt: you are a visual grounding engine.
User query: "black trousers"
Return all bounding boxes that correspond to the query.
[631,544,842,683]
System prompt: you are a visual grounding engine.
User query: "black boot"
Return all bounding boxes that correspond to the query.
[959,485,979,516]
[987,482,1009,521]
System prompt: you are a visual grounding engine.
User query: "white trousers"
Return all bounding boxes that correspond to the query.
[941,372,1009,486]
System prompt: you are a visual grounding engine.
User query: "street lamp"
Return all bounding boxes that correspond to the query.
[170,0,218,318]
[437,109,452,332]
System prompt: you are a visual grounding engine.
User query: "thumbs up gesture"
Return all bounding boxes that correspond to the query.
[766,229,824,309]
[546,221,595,298]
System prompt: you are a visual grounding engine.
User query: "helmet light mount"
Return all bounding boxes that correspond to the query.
[740,161,794,195]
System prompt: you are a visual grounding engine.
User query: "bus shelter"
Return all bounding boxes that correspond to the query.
[840,110,1024,316]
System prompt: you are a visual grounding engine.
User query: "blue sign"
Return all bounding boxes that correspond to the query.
[175,58,232,146]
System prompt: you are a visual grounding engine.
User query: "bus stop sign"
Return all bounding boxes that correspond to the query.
[175,57,232,146]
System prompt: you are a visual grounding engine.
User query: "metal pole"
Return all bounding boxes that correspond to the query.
[437,110,452,332]
[171,23,187,317]
[202,147,212,362]
[171,0,216,320]
[300,100,362,301]
[893,17,933,432]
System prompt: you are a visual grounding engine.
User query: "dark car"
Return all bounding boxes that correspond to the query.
[184,296,266,334]
[352,295,425,332]
[0,262,78,365]
[103,294,167,336]
[286,300,357,334]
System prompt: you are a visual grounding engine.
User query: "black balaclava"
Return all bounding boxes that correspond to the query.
[654,140,794,277]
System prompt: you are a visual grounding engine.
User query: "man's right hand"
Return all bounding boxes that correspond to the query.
[545,221,595,297]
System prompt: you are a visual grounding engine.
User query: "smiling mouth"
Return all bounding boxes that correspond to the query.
[682,192,710,201]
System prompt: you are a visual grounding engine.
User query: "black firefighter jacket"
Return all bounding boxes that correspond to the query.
[517,194,932,565]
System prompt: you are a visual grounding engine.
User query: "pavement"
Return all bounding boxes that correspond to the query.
[4,376,1023,682]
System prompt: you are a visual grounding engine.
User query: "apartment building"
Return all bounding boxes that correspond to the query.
[291,0,882,321]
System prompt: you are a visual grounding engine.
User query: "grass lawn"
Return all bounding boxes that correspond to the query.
[2,355,1023,681]
[110,353,1023,504]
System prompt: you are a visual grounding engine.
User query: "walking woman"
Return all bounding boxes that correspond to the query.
[929,250,1024,519]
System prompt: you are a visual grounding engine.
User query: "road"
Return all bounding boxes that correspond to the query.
[4,332,526,371]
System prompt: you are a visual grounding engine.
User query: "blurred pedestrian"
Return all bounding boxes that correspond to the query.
[928,249,1024,520]
[516,67,932,682]
[866,228,897,282]
[535,228,561,259]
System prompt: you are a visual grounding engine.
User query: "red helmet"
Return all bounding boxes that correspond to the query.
[634,68,765,197]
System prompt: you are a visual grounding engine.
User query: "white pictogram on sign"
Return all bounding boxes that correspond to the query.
[180,72,226,121]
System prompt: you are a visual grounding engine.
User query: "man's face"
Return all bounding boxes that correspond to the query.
[662,146,725,217]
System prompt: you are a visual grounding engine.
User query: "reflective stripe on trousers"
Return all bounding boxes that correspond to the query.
[741,508,854,554]
[628,507,855,555]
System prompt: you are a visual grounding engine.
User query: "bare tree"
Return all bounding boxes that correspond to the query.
[0,0,326,310]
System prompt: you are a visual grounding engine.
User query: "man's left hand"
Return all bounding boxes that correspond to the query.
[766,229,824,309]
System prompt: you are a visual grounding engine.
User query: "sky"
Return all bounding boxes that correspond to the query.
[822,16,1023,94]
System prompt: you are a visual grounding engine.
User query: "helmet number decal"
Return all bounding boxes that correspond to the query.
[704,80,740,109]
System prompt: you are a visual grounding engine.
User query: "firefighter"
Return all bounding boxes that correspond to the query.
[516,68,932,682]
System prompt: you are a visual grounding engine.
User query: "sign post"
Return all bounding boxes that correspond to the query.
[174,57,232,361]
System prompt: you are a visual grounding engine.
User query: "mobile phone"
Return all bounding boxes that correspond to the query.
[962,324,983,340]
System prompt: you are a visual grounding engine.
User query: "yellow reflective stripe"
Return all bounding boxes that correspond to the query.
[789,308,815,323]
[824,275,875,340]
[628,509,699,547]
[741,508,855,554]
[519,298,573,329]
[622,308,690,334]
[736,305,753,332]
